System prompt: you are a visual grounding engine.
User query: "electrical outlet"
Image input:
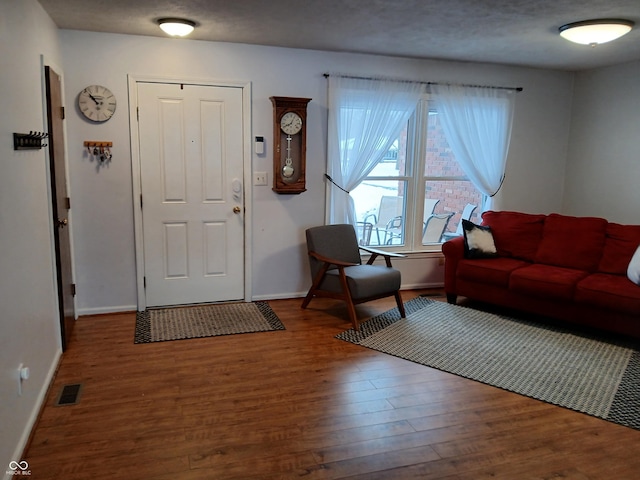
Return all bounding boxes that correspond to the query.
[253,172,268,186]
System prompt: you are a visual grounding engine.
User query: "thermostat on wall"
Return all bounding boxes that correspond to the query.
[255,136,264,155]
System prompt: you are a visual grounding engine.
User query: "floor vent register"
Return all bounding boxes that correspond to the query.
[55,383,83,406]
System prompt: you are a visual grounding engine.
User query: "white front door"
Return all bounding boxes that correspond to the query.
[137,82,245,307]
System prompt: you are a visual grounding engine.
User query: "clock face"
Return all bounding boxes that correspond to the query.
[280,111,302,135]
[78,85,117,122]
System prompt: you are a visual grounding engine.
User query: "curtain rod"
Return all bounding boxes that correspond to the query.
[323,73,523,92]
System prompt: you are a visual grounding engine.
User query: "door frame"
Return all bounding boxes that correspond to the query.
[40,56,77,350]
[44,64,76,350]
[128,75,253,311]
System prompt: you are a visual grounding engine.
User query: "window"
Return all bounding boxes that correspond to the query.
[351,98,483,250]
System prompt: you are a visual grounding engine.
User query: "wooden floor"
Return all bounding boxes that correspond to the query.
[24,289,640,479]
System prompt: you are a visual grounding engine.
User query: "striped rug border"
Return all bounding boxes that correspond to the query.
[134,301,284,344]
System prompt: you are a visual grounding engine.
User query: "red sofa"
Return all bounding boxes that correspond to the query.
[442,211,640,339]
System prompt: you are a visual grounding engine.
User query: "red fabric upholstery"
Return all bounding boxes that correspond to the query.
[575,274,640,315]
[458,257,529,288]
[481,211,546,261]
[534,214,607,271]
[442,236,465,294]
[598,223,640,274]
[510,264,588,301]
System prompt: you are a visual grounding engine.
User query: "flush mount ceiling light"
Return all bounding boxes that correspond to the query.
[158,18,196,37]
[559,19,634,46]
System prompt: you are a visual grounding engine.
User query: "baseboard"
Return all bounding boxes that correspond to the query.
[401,281,445,290]
[76,304,138,316]
[80,286,444,310]
[252,292,306,301]
[7,348,62,480]
[251,283,444,303]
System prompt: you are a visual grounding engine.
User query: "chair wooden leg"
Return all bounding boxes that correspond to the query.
[344,298,359,331]
[301,291,313,309]
[301,264,331,309]
[395,292,406,318]
[338,268,359,330]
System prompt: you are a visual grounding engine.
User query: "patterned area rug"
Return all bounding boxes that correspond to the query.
[337,297,640,431]
[135,301,284,343]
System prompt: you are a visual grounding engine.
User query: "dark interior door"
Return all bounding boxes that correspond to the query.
[45,65,75,351]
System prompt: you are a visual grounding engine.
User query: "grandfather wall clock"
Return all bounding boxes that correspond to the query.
[270,96,311,194]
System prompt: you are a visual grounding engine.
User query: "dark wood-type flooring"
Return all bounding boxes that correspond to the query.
[24,289,640,479]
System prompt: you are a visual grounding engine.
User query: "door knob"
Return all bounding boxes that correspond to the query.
[233,206,241,214]
[57,218,68,228]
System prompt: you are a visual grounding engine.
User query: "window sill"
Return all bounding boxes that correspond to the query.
[361,248,443,259]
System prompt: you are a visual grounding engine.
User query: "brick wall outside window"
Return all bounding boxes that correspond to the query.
[425,114,482,232]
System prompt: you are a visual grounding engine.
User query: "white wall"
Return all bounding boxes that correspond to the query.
[59,31,576,314]
[0,1,63,475]
[497,69,574,213]
[563,60,640,224]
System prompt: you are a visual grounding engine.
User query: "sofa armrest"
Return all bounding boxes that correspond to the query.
[442,236,465,299]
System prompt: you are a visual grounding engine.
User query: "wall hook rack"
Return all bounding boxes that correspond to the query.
[14,131,49,150]
[83,141,113,148]
[84,141,113,163]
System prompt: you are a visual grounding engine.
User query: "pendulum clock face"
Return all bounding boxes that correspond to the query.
[280,112,302,179]
[270,97,311,194]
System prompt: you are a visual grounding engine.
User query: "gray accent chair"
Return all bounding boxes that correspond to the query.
[302,224,406,330]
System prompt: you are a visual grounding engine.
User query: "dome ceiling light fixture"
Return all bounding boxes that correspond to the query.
[559,19,634,46]
[158,18,196,37]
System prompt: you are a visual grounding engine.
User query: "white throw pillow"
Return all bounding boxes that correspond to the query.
[462,219,498,259]
[628,244,640,285]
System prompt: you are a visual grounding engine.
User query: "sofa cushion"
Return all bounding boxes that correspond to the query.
[457,257,530,288]
[534,214,608,271]
[598,223,640,274]
[575,273,640,315]
[481,211,546,262]
[510,264,589,301]
[462,220,498,259]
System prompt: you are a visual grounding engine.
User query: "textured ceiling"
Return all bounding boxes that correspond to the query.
[38,0,640,71]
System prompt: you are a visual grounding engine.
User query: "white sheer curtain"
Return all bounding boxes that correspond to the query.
[326,75,423,225]
[431,84,516,211]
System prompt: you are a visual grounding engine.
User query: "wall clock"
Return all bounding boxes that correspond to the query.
[78,85,117,122]
[270,96,311,194]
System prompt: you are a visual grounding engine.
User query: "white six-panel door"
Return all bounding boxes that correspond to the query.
[137,82,245,307]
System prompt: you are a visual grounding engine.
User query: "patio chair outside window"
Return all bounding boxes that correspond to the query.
[363,196,404,245]
[423,198,440,220]
[423,213,454,244]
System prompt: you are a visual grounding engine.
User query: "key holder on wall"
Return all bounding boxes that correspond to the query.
[84,141,113,164]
